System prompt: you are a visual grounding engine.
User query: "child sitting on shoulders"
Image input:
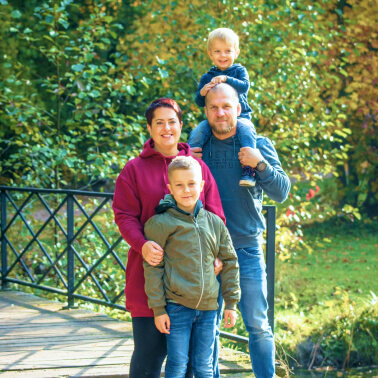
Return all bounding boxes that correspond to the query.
[144,156,240,378]
[188,27,257,187]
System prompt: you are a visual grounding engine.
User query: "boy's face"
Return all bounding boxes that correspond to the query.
[167,168,205,214]
[207,39,240,71]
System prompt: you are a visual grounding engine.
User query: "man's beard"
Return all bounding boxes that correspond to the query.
[209,119,235,135]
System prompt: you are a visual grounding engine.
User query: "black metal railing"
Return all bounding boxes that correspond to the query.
[0,186,276,344]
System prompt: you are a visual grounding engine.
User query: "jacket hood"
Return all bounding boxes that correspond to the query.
[155,194,203,217]
[140,138,191,160]
[209,63,242,75]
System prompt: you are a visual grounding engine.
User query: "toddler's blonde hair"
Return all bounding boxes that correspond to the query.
[207,28,239,51]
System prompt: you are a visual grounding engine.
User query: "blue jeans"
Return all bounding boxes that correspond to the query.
[165,303,217,378]
[213,244,275,378]
[188,118,256,149]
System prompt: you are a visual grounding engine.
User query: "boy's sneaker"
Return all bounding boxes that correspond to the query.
[239,166,256,187]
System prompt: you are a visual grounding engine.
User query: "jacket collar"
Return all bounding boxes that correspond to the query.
[155,194,203,218]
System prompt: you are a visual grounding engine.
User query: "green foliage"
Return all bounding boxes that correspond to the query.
[318,0,378,216]
[275,220,378,369]
[220,220,378,368]
[1,0,377,223]
[307,290,378,369]
[0,0,145,189]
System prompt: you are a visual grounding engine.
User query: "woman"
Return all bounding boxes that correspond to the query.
[112,98,225,378]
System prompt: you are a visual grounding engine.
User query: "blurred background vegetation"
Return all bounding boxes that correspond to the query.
[1,0,377,225]
[1,0,377,371]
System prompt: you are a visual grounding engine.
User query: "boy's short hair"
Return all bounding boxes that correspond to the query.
[207,28,239,51]
[168,156,202,182]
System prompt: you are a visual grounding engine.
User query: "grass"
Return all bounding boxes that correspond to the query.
[274,219,378,353]
[221,219,378,371]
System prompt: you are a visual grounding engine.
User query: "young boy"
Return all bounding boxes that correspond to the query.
[188,27,257,187]
[144,156,240,378]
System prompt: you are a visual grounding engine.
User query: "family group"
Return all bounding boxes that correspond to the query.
[113,28,291,378]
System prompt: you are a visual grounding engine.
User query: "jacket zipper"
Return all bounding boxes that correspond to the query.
[192,217,204,308]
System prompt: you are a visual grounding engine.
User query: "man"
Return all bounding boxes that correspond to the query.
[189,83,291,378]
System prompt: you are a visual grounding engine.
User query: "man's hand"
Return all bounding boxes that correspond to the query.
[142,241,164,266]
[155,314,170,334]
[238,147,264,168]
[223,309,237,328]
[190,147,203,159]
[214,257,223,276]
[211,76,227,85]
[200,82,216,97]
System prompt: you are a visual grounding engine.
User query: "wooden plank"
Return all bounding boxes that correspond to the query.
[0,364,132,378]
[0,323,132,338]
[0,341,134,352]
[0,321,131,331]
[0,336,131,350]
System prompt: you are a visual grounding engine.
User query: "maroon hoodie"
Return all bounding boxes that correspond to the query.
[113,139,225,317]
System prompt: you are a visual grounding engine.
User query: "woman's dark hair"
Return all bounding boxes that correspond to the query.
[145,98,182,125]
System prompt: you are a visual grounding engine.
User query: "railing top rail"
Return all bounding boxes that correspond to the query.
[0,186,114,198]
[0,186,275,210]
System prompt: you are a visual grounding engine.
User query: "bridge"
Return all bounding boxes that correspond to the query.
[0,186,277,377]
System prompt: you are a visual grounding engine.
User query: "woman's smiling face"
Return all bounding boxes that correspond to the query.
[147,107,183,156]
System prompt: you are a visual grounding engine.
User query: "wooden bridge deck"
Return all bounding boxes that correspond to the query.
[0,290,252,377]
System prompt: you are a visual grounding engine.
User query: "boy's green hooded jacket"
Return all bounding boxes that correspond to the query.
[143,194,240,317]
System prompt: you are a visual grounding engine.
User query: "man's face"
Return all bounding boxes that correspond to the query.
[204,88,241,140]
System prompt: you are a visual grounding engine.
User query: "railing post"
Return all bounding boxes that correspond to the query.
[266,206,276,333]
[1,189,8,290]
[67,194,75,307]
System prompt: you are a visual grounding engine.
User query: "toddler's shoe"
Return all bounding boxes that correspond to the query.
[239,166,256,187]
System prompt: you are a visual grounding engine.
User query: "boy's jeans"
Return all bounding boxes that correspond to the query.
[165,303,217,378]
[213,244,275,378]
[188,118,256,149]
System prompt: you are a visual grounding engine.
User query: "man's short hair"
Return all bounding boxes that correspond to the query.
[205,83,239,106]
[168,156,202,182]
[207,28,239,51]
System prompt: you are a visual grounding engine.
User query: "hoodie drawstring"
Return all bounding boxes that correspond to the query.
[233,136,237,159]
[163,159,169,192]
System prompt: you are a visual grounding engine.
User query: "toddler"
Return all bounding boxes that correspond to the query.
[188,27,257,187]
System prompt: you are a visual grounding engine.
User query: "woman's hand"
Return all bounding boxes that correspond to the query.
[190,147,203,159]
[214,257,223,276]
[155,314,170,334]
[142,241,164,266]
